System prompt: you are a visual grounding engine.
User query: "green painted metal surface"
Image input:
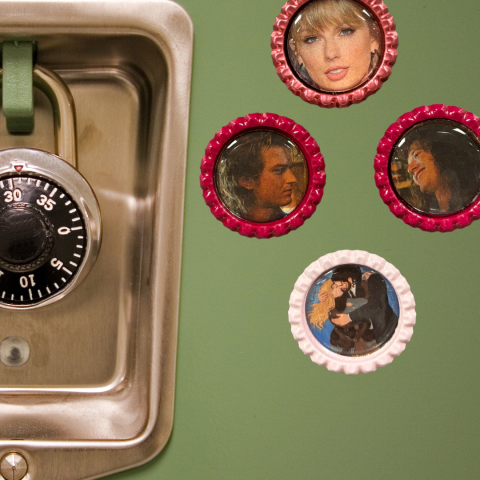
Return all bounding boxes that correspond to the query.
[2,41,33,133]
[110,0,480,478]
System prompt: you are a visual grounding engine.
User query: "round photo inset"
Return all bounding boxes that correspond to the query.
[287,0,383,93]
[305,264,399,357]
[390,120,480,216]
[215,130,308,223]
[201,113,325,238]
[271,0,397,108]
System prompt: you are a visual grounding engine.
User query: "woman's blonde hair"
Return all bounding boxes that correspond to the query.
[307,279,335,330]
[289,0,381,45]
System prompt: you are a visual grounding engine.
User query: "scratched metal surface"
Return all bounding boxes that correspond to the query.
[0,1,193,478]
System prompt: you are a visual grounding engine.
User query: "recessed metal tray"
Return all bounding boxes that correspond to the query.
[0,1,193,479]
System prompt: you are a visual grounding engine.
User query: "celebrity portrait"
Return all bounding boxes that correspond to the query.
[390,120,480,215]
[214,130,308,223]
[287,0,382,92]
[305,264,399,356]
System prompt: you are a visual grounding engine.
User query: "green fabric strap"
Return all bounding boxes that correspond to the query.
[2,41,34,133]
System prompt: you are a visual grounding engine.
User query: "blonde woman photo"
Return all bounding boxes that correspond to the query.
[288,0,382,92]
[307,279,337,330]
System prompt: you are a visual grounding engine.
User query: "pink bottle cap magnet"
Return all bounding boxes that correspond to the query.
[375,105,480,232]
[200,113,325,238]
[271,0,398,108]
[289,250,415,374]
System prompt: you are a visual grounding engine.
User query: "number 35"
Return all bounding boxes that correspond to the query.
[37,194,56,211]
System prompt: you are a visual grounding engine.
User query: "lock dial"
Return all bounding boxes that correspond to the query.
[0,174,87,305]
[0,148,102,309]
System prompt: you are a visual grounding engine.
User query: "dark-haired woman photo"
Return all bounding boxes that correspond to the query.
[392,122,480,215]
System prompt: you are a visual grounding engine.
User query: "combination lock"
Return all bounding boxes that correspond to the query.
[0,66,101,309]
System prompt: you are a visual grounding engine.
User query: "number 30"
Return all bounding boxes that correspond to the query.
[4,189,22,202]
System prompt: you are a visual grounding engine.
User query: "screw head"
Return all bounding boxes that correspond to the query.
[1,453,28,480]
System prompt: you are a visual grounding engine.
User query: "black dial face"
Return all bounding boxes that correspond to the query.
[0,173,87,306]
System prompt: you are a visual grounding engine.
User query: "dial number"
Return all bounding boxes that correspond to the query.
[51,258,64,270]
[20,275,36,288]
[37,194,56,211]
[4,189,22,202]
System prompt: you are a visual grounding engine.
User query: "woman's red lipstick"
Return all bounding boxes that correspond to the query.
[325,66,349,81]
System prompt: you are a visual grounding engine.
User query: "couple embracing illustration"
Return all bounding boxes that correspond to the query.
[308,264,398,356]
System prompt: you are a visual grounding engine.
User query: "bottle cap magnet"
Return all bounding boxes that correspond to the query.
[375,105,480,232]
[271,0,398,108]
[289,250,415,374]
[200,113,325,238]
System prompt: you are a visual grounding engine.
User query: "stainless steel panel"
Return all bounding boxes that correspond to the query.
[0,1,193,479]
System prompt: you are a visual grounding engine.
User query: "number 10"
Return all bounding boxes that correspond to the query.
[20,274,35,288]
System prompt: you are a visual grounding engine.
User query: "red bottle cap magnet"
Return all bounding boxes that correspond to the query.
[271,0,398,108]
[200,113,325,238]
[289,250,415,374]
[375,105,480,232]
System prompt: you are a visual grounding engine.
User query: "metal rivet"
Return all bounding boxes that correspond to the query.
[0,453,28,480]
[0,337,30,367]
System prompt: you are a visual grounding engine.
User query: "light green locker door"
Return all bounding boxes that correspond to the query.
[112,0,480,478]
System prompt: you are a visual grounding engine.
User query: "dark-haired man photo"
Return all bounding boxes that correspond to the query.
[215,131,299,223]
